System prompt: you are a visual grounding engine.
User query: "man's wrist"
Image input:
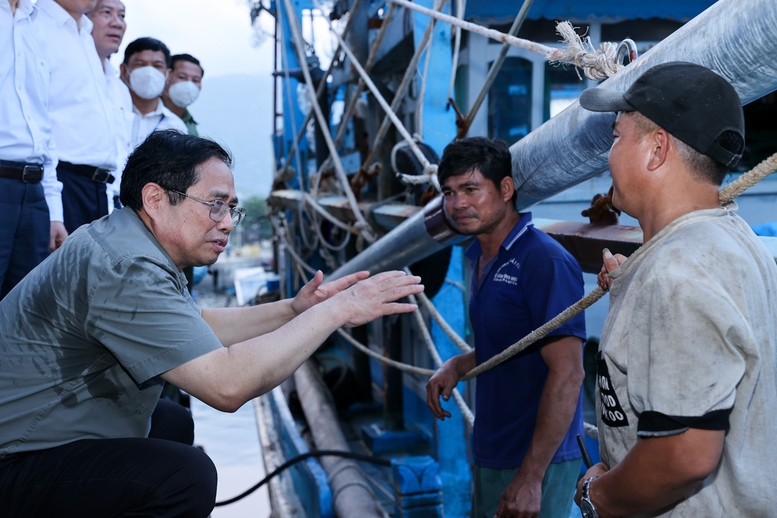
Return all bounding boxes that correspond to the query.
[580,475,600,518]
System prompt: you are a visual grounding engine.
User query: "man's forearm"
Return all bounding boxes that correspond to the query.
[201,299,297,346]
[588,429,724,517]
[167,299,349,410]
[519,365,583,480]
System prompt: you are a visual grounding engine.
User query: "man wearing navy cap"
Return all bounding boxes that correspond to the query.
[575,62,777,517]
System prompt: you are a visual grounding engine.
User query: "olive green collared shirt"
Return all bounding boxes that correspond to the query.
[181,109,199,136]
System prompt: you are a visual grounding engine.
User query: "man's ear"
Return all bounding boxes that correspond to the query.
[500,176,516,203]
[140,183,166,219]
[120,63,129,84]
[647,128,671,171]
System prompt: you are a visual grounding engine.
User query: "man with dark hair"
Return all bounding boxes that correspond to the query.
[120,37,187,148]
[161,53,206,294]
[427,136,587,518]
[87,0,132,212]
[575,61,777,517]
[162,53,204,137]
[0,130,424,517]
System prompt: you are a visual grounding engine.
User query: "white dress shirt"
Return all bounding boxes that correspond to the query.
[0,0,63,221]
[130,100,188,149]
[103,58,132,211]
[36,0,118,171]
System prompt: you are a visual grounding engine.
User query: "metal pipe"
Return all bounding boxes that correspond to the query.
[511,0,777,210]
[293,361,385,517]
[327,195,463,280]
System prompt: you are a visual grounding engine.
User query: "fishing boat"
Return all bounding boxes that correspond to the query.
[234,0,777,516]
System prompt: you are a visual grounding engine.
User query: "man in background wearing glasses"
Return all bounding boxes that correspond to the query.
[0,130,425,518]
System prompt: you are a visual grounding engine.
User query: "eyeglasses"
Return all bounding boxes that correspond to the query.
[168,190,246,226]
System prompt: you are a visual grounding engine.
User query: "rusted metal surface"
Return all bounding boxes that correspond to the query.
[534,218,643,274]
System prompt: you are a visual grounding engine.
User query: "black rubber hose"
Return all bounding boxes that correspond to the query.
[214,449,392,507]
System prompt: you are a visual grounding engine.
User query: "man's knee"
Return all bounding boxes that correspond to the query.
[150,398,195,445]
[144,443,218,517]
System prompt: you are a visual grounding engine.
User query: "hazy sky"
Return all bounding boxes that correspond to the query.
[116,0,275,78]
[110,1,337,198]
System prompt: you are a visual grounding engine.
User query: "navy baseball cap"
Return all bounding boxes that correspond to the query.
[579,61,745,169]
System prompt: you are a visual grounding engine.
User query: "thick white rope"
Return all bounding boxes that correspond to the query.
[415,291,472,353]
[331,4,398,149]
[272,217,320,275]
[408,293,475,428]
[720,152,777,204]
[336,328,436,377]
[462,287,605,380]
[302,193,359,234]
[334,0,449,179]
[282,0,362,175]
[391,0,626,81]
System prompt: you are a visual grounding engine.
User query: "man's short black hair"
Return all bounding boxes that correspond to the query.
[171,53,204,77]
[437,137,513,197]
[120,130,233,211]
[123,37,172,68]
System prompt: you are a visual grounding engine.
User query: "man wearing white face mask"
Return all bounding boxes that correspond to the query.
[120,37,187,149]
[162,54,204,137]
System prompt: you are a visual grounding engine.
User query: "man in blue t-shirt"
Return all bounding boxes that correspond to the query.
[426,137,587,518]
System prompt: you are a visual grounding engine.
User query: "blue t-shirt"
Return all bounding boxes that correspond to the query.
[467,213,586,469]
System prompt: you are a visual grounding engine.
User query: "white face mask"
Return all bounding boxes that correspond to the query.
[168,81,200,108]
[129,66,167,100]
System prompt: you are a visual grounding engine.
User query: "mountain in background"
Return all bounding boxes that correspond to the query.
[193,73,275,199]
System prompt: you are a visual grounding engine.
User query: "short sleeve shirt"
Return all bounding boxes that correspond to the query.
[598,207,777,515]
[467,213,587,469]
[0,208,223,455]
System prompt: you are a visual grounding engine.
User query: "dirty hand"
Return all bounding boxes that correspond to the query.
[495,474,542,518]
[597,248,627,291]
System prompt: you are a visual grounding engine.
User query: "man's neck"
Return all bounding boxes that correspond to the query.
[8,0,19,15]
[635,169,721,243]
[133,96,161,115]
[55,1,85,25]
[161,96,186,118]
[476,209,521,264]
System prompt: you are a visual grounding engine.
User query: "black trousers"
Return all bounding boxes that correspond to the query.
[0,400,216,517]
[58,164,109,234]
[0,178,49,299]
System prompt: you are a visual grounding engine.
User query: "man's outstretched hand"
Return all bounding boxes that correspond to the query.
[291,270,370,315]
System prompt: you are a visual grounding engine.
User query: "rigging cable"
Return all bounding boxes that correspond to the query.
[390,0,624,80]
[282,0,377,244]
[311,0,445,180]
[282,0,363,176]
